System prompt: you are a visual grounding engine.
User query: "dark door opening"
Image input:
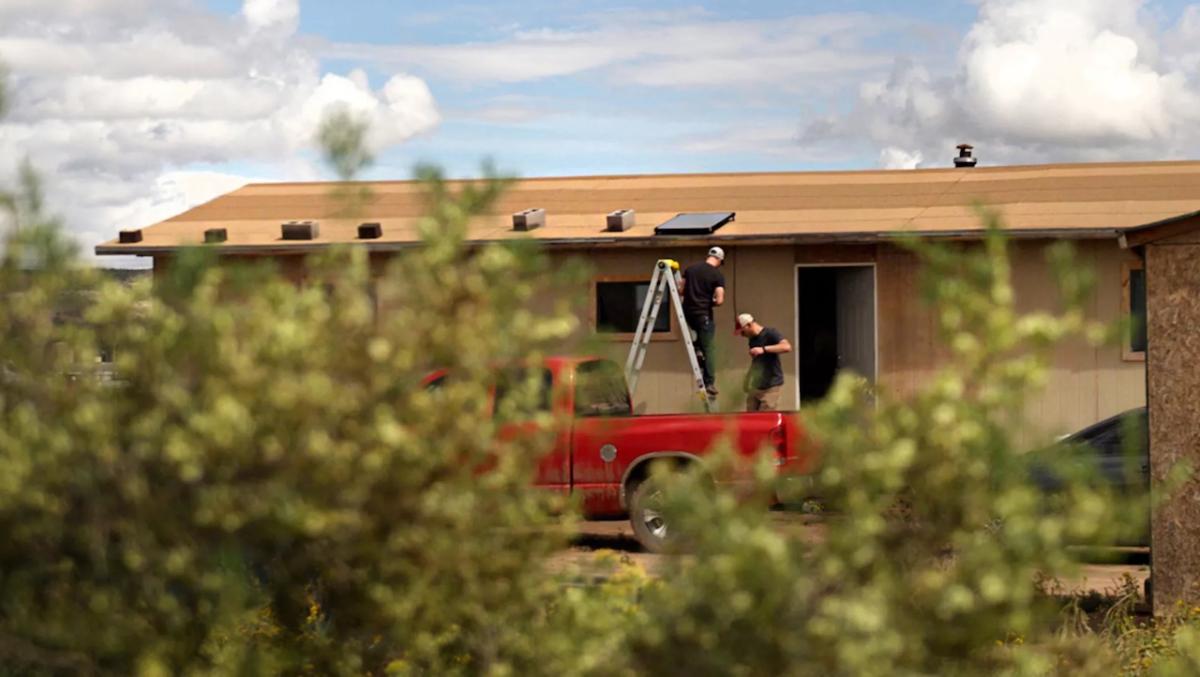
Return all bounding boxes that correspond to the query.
[797,265,876,404]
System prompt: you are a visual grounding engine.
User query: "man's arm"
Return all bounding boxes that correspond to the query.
[765,338,791,354]
[713,286,725,306]
[678,275,686,294]
[750,333,791,357]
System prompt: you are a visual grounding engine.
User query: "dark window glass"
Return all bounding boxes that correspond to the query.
[1085,421,1123,457]
[595,281,669,334]
[575,359,632,418]
[1075,410,1148,457]
[1130,268,1147,353]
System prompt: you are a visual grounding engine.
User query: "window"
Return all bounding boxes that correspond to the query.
[1123,261,1146,360]
[594,280,670,335]
[494,368,554,420]
[574,359,632,418]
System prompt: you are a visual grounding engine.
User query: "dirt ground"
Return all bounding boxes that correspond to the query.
[554,513,1150,598]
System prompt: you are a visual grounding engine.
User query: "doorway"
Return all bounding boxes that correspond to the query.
[795,264,877,405]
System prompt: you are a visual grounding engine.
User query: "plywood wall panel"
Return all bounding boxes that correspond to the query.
[1145,243,1200,613]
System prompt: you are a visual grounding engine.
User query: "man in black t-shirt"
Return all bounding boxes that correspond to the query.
[737,313,791,411]
[678,246,726,396]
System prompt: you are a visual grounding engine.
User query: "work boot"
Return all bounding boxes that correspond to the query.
[705,384,719,397]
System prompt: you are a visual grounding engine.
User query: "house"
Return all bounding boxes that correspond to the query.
[98,158,1200,437]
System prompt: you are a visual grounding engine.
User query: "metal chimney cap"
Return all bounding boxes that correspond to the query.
[954,143,977,168]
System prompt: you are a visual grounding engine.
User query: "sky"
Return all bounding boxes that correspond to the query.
[2,0,1200,266]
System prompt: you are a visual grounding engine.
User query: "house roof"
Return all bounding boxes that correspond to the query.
[96,160,1200,257]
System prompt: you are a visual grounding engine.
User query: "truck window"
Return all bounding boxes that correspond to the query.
[494,368,553,420]
[575,359,632,418]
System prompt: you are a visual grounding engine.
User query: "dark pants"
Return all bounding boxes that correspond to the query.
[685,313,716,387]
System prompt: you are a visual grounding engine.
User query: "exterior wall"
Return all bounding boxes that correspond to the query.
[874,239,1145,438]
[151,253,310,285]
[1145,242,1200,613]
[149,237,1145,435]
[546,245,797,414]
[553,238,1144,437]
[1031,240,1147,432]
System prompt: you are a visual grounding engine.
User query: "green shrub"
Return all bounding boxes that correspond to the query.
[623,216,1144,676]
[0,168,595,675]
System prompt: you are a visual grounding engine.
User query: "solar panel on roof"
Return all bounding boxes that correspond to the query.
[654,211,735,235]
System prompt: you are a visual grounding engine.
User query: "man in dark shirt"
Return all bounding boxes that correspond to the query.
[737,313,791,411]
[679,247,726,396]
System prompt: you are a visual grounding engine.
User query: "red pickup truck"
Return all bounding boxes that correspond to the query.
[426,356,815,551]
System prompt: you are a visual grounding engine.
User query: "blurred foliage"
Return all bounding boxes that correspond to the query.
[318,108,375,218]
[318,109,374,182]
[0,92,1183,676]
[623,213,1149,676]
[0,111,594,673]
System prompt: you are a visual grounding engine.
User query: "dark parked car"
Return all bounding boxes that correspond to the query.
[1028,408,1149,545]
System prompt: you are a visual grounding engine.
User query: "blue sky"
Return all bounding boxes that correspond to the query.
[207,0,975,178]
[4,0,1200,260]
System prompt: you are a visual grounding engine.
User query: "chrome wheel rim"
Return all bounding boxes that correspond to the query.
[641,505,667,539]
[643,487,672,540]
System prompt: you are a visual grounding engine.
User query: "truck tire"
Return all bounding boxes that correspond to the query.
[629,475,672,554]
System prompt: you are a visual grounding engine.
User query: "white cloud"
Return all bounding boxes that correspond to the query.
[297,71,440,149]
[829,0,1200,167]
[322,13,908,89]
[0,0,439,263]
[960,0,1186,143]
[242,0,298,33]
[879,147,923,169]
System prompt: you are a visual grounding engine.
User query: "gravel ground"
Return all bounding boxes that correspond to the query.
[553,514,1150,598]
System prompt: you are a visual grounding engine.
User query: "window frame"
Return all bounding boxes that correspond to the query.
[1122,260,1146,362]
[590,275,677,342]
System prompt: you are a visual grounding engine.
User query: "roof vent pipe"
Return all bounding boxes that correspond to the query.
[606,209,635,232]
[281,220,319,240]
[512,208,545,232]
[954,143,977,168]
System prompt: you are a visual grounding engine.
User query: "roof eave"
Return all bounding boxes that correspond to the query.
[1119,210,1200,248]
[94,227,1126,258]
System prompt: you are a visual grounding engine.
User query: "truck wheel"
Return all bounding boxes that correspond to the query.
[629,476,672,554]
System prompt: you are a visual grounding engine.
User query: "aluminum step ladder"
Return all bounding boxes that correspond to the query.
[625,259,714,412]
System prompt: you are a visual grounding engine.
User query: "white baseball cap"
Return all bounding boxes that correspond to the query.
[737,313,755,328]
[708,246,726,261]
